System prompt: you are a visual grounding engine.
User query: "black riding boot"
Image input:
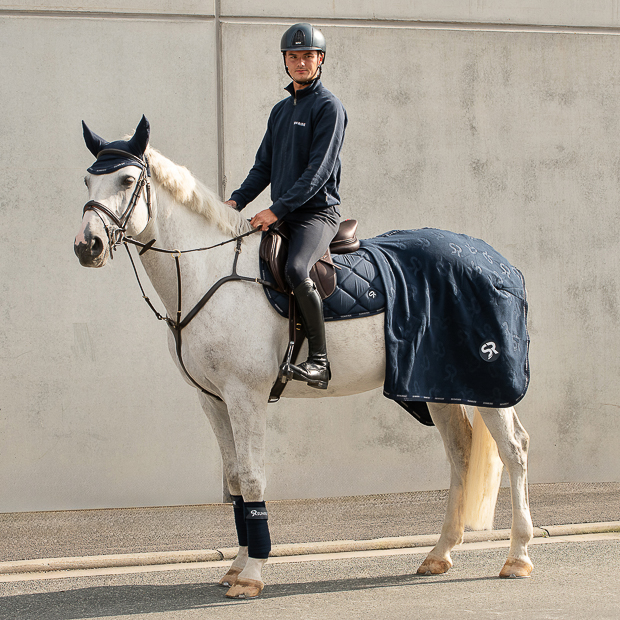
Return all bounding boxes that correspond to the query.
[289,278,331,389]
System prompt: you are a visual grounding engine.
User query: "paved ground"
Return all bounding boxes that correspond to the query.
[0,536,619,619]
[1,482,618,562]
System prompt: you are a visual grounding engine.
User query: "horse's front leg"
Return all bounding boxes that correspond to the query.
[478,406,533,578]
[196,392,250,588]
[218,385,271,599]
[418,403,472,575]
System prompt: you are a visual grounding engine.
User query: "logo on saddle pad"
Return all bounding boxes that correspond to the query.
[479,340,501,362]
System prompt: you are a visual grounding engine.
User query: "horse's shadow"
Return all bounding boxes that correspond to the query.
[0,573,497,619]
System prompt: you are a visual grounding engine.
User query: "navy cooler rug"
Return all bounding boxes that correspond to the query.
[360,229,530,417]
[261,228,530,426]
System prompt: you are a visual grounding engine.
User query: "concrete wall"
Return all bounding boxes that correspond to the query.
[1,2,619,512]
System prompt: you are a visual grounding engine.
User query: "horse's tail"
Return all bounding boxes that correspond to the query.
[463,407,504,530]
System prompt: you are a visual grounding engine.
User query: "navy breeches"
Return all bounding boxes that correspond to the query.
[283,206,340,289]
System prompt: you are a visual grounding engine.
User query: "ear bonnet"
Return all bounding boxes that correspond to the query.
[83,115,150,175]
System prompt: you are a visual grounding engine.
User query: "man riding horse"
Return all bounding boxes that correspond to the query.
[225,23,347,391]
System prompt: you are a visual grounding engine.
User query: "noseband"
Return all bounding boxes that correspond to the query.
[82,149,152,256]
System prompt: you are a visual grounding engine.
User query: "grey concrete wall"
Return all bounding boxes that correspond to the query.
[0,7,224,512]
[1,2,619,512]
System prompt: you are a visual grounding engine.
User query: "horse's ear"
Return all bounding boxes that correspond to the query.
[82,121,108,157]
[128,115,150,156]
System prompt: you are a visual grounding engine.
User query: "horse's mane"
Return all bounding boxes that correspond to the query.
[144,145,253,237]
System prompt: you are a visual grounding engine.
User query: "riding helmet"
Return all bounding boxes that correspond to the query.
[280,23,326,60]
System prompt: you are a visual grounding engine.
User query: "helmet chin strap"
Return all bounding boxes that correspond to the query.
[284,59,323,87]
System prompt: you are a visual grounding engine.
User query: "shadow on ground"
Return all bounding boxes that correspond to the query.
[0,573,498,619]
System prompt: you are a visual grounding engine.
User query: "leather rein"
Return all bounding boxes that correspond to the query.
[82,150,269,402]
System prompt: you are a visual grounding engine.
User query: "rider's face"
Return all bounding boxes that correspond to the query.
[285,50,323,87]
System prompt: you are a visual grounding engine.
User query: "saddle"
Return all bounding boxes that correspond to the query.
[259,219,360,299]
[260,219,361,402]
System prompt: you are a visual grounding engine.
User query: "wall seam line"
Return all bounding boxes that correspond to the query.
[0,9,214,20]
[3,10,620,35]
[218,16,620,36]
[215,0,225,201]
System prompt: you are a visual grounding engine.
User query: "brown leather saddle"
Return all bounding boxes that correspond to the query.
[259,219,360,299]
[259,219,361,402]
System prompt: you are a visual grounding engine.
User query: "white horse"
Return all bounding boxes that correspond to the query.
[74,118,533,599]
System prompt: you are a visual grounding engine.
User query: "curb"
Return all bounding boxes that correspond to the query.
[1,521,618,576]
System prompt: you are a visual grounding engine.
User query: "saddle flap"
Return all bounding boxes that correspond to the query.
[259,229,289,293]
[310,248,337,299]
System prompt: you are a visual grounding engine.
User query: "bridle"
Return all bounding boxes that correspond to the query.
[82,149,152,257]
[81,149,269,402]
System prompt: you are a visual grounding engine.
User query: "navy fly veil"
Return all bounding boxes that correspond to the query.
[262,228,530,424]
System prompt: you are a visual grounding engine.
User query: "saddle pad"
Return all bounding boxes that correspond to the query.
[260,249,386,321]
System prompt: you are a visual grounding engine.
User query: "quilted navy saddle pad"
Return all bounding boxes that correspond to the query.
[260,248,386,321]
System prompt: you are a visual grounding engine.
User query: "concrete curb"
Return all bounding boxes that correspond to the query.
[1,521,618,576]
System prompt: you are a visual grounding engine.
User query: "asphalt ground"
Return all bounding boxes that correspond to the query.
[1,482,618,564]
[1,536,619,619]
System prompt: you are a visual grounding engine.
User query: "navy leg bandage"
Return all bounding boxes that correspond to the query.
[244,501,271,559]
[231,495,248,547]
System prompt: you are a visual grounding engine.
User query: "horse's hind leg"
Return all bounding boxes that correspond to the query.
[418,403,472,575]
[478,406,533,578]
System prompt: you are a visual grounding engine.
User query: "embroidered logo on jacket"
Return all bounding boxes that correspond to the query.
[293,121,306,127]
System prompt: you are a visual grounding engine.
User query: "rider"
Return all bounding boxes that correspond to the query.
[225,23,347,390]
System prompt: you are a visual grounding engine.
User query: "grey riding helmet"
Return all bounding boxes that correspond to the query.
[280,22,326,61]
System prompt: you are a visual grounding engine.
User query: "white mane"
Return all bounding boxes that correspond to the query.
[145,146,253,237]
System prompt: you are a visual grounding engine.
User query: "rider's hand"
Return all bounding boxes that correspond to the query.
[224,200,238,209]
[250,208,278,231]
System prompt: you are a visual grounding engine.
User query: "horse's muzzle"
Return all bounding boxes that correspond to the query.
[74,233,107,267]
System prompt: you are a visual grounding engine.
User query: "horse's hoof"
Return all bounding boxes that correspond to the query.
[417,557,452,575]
[218,567,242,587]
[499,558,533,579]
[225,577,265,599]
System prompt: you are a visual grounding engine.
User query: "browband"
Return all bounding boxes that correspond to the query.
[96,148,147,168]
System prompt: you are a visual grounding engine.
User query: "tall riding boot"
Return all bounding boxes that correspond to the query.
[289,278,331,389]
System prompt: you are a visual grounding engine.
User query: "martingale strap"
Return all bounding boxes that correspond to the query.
[124,235,274,403]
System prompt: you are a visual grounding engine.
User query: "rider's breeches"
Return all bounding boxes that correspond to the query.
[284,206,339,289]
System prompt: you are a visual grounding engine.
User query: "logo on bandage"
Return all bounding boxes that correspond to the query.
[246,508,269,519]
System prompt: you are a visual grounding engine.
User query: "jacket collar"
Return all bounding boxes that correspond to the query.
[285,78,322,100]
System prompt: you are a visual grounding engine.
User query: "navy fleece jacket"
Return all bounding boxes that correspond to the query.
[230,80,347,219]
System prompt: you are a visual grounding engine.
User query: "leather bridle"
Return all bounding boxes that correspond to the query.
[82,149,152,257]
[81,150,270,402]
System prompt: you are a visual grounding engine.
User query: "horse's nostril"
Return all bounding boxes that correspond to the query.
[90,236,104,257]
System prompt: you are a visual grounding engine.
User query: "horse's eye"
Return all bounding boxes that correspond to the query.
[84,177,88,187]
[123,176,136,187]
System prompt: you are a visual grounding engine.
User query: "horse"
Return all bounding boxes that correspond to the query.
[74,117,533,599]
